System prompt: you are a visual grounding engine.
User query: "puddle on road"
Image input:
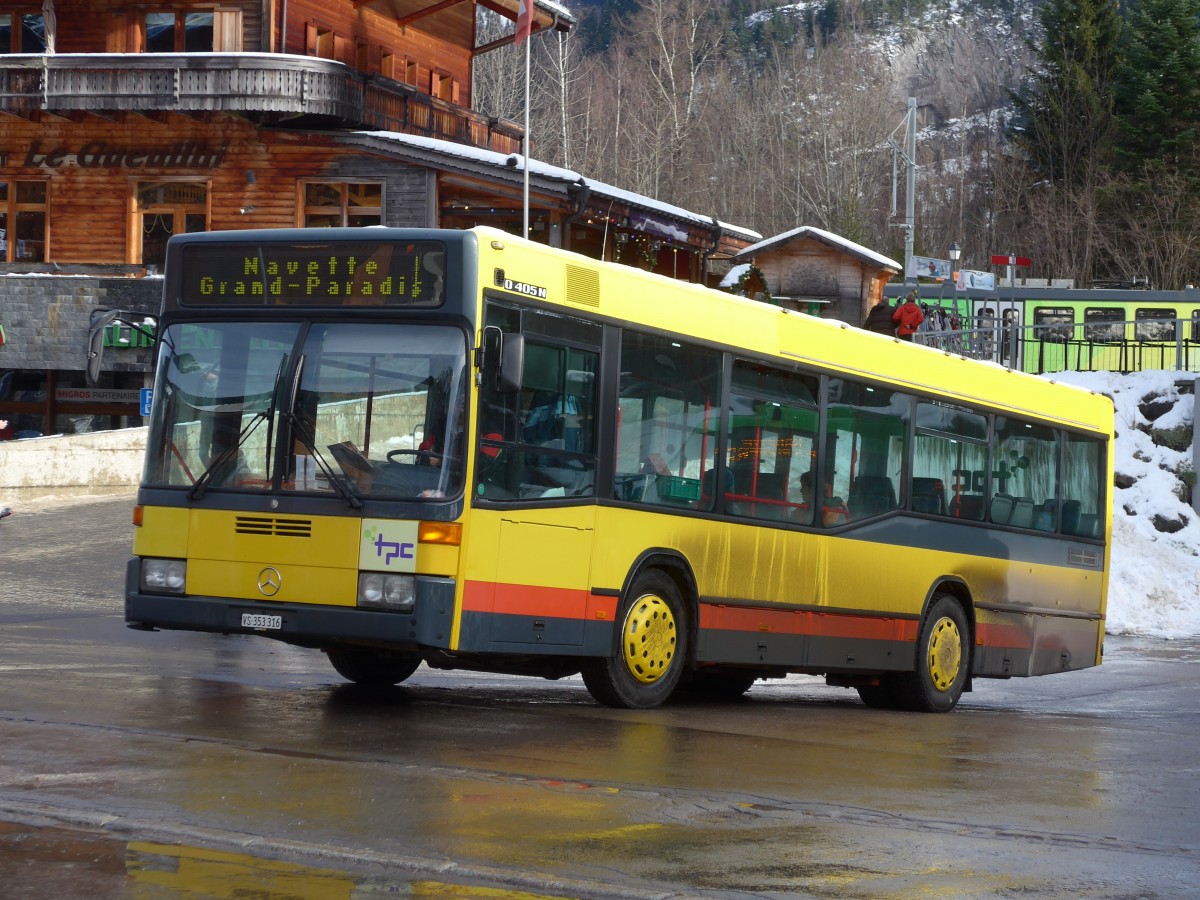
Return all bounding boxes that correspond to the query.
[0,821,575,899]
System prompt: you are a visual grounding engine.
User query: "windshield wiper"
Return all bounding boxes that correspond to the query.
[280,355,363,510]
[188,409,270,501]
[188,355,288,501]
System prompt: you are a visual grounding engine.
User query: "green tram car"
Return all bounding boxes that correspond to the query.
[883,284,1200,375]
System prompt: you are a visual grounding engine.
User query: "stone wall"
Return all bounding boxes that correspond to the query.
[0,428,146,502]
[0,275,158,371]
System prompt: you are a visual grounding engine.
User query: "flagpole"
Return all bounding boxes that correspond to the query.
[522,28,531,237]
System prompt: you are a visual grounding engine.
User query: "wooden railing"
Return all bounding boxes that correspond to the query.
[0,54,522,152]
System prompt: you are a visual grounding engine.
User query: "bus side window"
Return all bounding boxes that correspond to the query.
[994,416,1058,530]
[726,360,818,522]
[517,343,597,498]
[914,402,988,520]
[613,331,720,510]
[1062,432,1105,538]
[476,302,600,502]
[826,378,908,523]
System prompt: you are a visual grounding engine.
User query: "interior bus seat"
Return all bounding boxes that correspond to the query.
[951,493,984,520]
[1061,499,1082,535]
[1034,498,1058,531]
[701,467,732,510]
[848,475,896,518]
[1009,497,1035,528]
[990,492,1014,524]
[1077,513,1099,538]
[911,477,946,515]
[752,473,790,520]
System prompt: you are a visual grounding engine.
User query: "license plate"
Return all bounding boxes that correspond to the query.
[241,613,282,630]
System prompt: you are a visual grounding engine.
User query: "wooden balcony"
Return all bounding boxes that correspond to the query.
[0,53,523,153]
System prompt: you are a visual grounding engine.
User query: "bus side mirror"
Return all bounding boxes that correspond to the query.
[483,326,524,394]
[86,309,121,384]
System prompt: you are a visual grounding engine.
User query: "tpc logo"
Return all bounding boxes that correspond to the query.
[359,520,419,573]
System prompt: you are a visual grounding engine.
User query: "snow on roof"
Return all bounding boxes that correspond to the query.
[534,0,575,21]
[735,224,901,272]
[720,263,752,288]
[352,130,761,242]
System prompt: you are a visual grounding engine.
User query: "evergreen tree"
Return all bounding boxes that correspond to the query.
[1112,0,1200,176]
[1008,0,1122,189]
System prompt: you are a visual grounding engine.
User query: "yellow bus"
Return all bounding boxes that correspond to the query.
[120,226,1113,711]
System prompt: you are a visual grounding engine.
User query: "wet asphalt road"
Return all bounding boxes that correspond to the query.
[0,495,1198,899]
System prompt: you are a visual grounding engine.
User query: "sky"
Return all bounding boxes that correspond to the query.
[2,369,1196,637]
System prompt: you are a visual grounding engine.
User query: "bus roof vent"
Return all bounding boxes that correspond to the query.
[565,265,600,307]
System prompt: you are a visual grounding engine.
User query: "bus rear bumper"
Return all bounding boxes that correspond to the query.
[124,558,456,651]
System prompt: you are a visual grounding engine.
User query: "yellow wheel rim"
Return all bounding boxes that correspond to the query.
[927,616,962,692]
[621,594,677,684]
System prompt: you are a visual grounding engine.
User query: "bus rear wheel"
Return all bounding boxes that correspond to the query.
[894,594,969,712]
[326,648,421,687]
[582,570,688,709]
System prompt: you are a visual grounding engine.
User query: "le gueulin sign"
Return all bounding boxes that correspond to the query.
[17,140,227,169]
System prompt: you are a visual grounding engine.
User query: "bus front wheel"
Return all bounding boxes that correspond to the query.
[326,648,421,687]
[582,570,688,709]
[894,594,970,712]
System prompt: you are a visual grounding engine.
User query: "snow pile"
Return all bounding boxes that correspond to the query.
[1050,370,1199,637]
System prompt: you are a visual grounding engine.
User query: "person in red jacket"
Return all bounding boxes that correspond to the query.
[893,291,925,341]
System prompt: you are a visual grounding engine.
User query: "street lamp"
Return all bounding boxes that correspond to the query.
[947,242,963,322]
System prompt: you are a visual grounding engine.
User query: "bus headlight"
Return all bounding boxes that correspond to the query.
[358,573,416,612]
[140,558,186,594]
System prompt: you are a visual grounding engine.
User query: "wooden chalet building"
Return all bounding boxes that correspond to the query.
[731,225,902,324]
[0,1,758,440]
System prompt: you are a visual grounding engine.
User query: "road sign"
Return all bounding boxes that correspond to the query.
[991,255,1031,267]
[140,388,153,416]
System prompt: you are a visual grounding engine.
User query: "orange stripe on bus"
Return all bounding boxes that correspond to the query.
[462,580,617,622]
[975,622,1032,649]
[699,604,920,642]
[462,585,1037,652]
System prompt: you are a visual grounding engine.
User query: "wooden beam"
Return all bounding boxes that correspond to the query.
[474,24,543,55]
[353,0,470,29]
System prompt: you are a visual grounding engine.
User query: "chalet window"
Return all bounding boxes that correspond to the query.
[431,70,456,102]
[0,180,48,263]
[306,23,334,59]
[135,181,209,269]
[144,11,240,52]
[0,12,45,53]
[300,182,383,228]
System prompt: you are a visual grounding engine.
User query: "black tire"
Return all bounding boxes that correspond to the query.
[678,669,757,702]
[581,569,688,709]
[326,648,421,687]
[892,593,970,712]
[857,676,903,709]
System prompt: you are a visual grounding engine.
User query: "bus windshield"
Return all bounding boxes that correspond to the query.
[144,321,469,500]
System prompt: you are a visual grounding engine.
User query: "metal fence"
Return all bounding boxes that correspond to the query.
[915,318,1200,375]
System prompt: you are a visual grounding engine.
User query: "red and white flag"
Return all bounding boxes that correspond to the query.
[515,0,533,45]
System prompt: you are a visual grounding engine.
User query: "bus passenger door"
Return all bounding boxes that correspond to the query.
[460,306,601,652]
[487,507,596,648]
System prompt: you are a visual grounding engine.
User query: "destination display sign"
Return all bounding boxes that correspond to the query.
[177,240,446,307]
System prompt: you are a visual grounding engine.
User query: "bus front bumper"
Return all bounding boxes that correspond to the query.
[124,558,456,651]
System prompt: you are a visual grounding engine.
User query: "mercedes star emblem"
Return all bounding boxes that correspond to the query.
[257,566,282,597]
